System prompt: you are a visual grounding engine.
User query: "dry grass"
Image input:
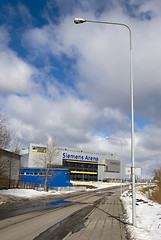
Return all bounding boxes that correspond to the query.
[73,184,97,189]
[139,185,161,204]
[152,167,161,204]
[151,187,161,204]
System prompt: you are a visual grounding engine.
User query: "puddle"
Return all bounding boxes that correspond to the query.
[0,199,71,220]
[47,199,71,207]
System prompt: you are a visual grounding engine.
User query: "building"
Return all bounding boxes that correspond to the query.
[19,168,72,189]
[0,149,20,189]
[21,143,125,182]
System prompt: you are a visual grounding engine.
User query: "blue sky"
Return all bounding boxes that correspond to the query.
[0,0,161,178]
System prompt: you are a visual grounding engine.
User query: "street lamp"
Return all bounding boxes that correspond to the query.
[105,137,123,195]
[74,18,136,226]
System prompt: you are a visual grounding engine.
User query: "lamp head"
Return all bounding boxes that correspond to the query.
[105,137,110,140]
[74,18,86,24]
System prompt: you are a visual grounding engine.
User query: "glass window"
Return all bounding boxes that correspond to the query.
[32,146,46,153]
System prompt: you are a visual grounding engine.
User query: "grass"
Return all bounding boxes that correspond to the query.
[139,185,161,204]
[73,184,97,189]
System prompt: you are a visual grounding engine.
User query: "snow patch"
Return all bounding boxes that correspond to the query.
[121,190,161,240]
[0,189,51,198]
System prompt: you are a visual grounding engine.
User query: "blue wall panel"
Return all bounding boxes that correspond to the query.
[19,168,72,189]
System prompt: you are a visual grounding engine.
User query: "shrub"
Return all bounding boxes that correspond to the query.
[152,167,161,204]
[139,185,156,201]
[139,168,161,204]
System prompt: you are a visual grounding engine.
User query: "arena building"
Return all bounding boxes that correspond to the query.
[21,143,125,182]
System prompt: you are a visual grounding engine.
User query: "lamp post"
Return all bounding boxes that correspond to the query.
[105,137,123,195]
[74,18,136,226]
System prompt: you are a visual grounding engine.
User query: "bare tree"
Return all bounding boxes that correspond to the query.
[34,139,59,191]
[0,114,21,152]
[0,114,21,189]
[0,114,10,187]
[0,114,11,150]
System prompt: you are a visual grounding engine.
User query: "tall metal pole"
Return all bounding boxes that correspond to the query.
[74,18,136,226]
[129,26,136,227]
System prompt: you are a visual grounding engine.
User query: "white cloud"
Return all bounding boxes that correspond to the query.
[2,93,99,144]
[0,50,37,95]
[0,28,37,95]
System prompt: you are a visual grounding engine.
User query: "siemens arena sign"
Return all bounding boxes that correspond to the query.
[63,153,98,162]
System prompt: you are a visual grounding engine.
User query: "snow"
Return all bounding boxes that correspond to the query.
[0,183,161,239]
[0,189,52,198]
[71,181,119,189]
[0,182,118,199]
[121,189,161,240]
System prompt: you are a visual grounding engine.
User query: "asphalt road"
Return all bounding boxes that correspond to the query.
[0,187,121,240]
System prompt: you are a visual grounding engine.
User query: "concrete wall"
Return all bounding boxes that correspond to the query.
[0,149,20,189]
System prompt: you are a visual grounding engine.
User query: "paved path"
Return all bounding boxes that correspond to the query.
[63,190,127,240]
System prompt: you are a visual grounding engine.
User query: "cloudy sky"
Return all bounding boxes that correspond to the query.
[0,0,161,178]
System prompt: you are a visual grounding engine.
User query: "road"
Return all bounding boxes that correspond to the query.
[0,186,125,240]
[63,187,127,240]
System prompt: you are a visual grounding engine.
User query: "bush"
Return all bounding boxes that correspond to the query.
[152,167,161,204]
[139,185,156,200]
[139,168,161,204]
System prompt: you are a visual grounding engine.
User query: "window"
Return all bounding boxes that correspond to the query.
[32,146,46,153]
[38,172,44,176]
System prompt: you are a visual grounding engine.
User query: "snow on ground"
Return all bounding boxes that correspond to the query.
[121,189,161,240]
[0,189,53,199]
[0,182,118,201]
[72,181,120,189]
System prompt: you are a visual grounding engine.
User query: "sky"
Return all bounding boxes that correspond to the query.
[0,0,161,178]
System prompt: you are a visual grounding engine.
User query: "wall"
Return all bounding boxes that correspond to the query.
[19,168,72,189]
[0,149,20,189]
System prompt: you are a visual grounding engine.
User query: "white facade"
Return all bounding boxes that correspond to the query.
[21,143,125,181]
